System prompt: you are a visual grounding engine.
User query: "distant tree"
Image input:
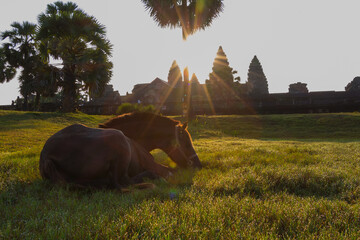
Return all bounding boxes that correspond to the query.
[345,77,360,92]
[116,103,155,115]
[0,21,53,110]
[31,63,59,108]
[247,55,269,96]
[141,0,224,40]
[0,47,16,84]
[233,70,241,83]
[167,60,182,87]
[37,1,113,112]
[206,46,237,101]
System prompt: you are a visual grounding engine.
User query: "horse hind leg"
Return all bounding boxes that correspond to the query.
[110,159,156,191]
[39,155,68,184]
[109,159,132,192]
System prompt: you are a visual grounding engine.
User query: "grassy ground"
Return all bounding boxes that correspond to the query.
[1,110,360,239]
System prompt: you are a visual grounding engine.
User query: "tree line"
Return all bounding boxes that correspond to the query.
[0,1,113,112]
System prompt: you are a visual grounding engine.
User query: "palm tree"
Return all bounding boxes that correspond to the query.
[141,0,224,40]
[0,47,16,84]
[37,1,113,112]
[1,21,39,110]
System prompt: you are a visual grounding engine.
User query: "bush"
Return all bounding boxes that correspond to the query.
[141,104,155,113]
[116,103,136,114]
[116,103,155,115]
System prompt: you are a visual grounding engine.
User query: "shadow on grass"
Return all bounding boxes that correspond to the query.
[183,114,360,143]
[201,168,360,203]
[0,111,112,131]
[0,112,63,131]
[0,169,197,212]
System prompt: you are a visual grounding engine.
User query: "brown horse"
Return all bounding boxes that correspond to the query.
[39,124,174,189]
[98,112,202,169]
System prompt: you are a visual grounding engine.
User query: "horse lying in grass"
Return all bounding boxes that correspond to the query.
[39,124,174,189]
[99,112,202,169]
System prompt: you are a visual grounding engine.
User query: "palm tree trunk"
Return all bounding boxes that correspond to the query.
[181,0,188,40]
[23,95,28,111]
[35,92,40,111]
[62,65,77,112]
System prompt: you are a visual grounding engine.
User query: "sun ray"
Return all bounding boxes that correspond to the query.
[211,71,238,96]
[209,72,256,115]
[154,71,182,116]
[184,74,192,119]
[174,0,190,40]
[201,83,216,115]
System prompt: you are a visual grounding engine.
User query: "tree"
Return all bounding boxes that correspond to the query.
[0,21,44,110]
[345,77,360,92]
[31,63,59,108]
[141,0,224,40]
[0,47,16,84]
[247,55,269,96]
[167,60,182,87]
[37,1,113,112]
[206,46,237,101]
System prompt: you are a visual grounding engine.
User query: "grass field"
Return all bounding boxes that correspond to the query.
[1,110,360,239]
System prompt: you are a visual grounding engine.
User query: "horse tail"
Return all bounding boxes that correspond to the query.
[39,151,66,183]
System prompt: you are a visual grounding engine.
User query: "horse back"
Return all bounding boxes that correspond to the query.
[40,124,132,184]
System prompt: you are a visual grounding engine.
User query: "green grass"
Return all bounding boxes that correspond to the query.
[1,110,360,239]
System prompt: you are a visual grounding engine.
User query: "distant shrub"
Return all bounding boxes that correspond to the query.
[116,103,155,115]
[141,104,155,113]
[116,103,136,114]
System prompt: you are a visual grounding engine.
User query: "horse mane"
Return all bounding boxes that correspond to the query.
[99,112,180,129]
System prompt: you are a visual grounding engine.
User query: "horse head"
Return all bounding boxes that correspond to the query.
[166,122,202,169]
[98,112,202,169]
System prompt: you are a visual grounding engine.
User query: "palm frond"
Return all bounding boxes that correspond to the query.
[142,0,224,39]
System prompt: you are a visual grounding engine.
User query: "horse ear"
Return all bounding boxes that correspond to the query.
[182,122,188,130]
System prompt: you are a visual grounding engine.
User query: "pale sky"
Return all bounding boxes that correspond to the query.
[0,0,360,104]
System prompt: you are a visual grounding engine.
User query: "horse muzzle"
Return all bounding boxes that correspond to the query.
[188,153,202,169]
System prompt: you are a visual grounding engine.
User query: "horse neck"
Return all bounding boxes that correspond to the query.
[136,130,170,153]
[109,116,175,152]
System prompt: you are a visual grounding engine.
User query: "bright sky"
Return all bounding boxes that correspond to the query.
[1,0,360,104]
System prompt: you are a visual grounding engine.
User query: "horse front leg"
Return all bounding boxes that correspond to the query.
[131,140,175,180]
[138,158,175,179]
[130,171,159,184]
